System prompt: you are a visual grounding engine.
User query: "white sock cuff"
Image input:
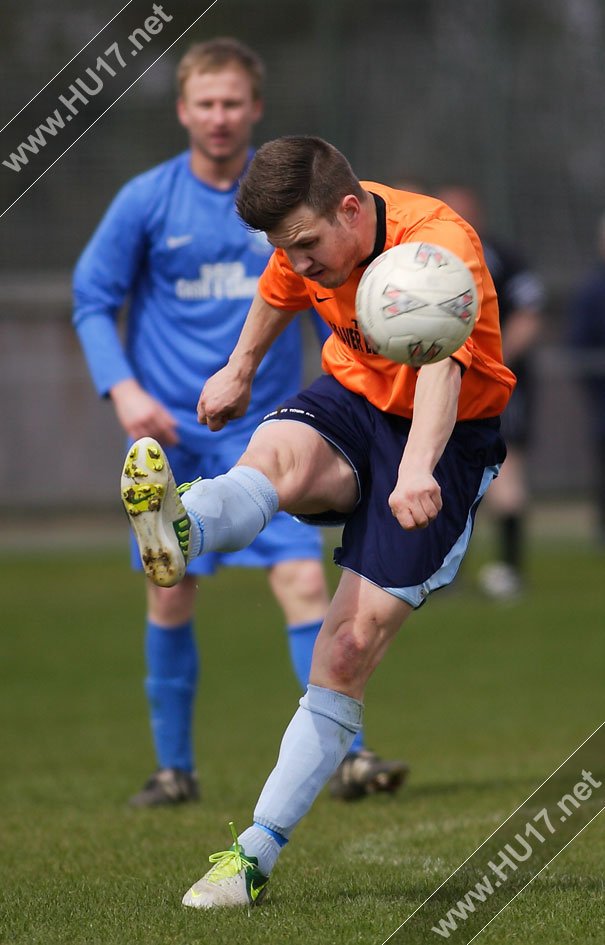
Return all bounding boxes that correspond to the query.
[185,509,203,558]
[300,684,364,734]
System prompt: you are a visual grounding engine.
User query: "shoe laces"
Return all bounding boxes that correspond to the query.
[207,822,256,883]
[177,477,203,495]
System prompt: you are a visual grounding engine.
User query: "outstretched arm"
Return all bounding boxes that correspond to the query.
[197,291,297,431]
[73,180,179,446]
[389,357,462,530]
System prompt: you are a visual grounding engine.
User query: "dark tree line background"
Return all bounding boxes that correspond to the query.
[2,0,603,300]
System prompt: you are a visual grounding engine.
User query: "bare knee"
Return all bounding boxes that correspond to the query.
[268,559,329,625]
[146,575,198,626]
[238,431,300,506]
[328,619,375,688]
[312,614,391,697]
[309,573,413,698]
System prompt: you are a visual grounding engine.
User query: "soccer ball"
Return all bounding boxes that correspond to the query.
[355,242,478,366]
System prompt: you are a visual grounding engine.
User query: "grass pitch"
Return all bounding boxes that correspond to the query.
[0,526,603,944]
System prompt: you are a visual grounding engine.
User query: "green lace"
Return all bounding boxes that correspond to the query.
[177,476,203,495]
[207,822,255,884]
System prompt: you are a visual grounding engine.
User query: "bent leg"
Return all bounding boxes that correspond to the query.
[240,420,358,517]
[181,420,358,556]
[123,417,358,586]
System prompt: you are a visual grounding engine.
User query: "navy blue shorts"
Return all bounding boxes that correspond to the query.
[260,375,506,607]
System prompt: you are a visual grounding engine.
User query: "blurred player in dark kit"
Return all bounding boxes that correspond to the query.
[568,211,605,547]
[437,185,544,600]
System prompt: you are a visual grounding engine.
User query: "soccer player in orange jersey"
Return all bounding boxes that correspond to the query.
[121,136,515,909]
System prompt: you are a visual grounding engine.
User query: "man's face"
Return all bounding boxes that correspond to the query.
[177,66,263,164]
[267,201,363,289]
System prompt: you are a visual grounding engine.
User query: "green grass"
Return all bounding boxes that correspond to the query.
[0,535,603,944]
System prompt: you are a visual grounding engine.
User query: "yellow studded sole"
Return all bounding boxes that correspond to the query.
[120,437,189,587]
[122,482,165,516]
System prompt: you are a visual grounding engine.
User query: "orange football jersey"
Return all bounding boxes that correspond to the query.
[258,182,516,420]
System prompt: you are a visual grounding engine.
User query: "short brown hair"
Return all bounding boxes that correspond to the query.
[236,136,364,232]
[177,37,265,99]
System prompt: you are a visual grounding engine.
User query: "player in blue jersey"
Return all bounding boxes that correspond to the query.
[73,38,406,806]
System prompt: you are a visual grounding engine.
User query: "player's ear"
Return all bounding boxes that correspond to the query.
[339,194,362,227]
[176,97,189,130]
[251,96,264,124]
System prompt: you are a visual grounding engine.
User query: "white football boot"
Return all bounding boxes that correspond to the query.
[182,823,269,909]
[120,437,190,587]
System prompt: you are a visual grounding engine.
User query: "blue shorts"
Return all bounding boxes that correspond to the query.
[129,438,322,576]
[260,374,506,607]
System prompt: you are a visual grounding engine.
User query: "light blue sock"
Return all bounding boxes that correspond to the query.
[287,621,365,754]
[144,619,198,772]
[182,466,278,558]
[252,684,363,843]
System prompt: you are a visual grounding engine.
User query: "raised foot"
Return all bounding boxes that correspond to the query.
[120,438,190,587]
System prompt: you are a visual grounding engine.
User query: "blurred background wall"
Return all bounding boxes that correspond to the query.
[1,0,603,513]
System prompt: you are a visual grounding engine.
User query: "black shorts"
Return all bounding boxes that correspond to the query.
[260,375,506,607]
[500,360,535,446]
[499,384,530,446]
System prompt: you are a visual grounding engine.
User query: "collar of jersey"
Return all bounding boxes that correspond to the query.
[357,192,387,268]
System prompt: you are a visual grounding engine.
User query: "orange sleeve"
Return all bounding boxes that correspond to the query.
[258,248,312,312]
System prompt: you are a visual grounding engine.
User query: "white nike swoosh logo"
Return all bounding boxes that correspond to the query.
[166,234,193,249]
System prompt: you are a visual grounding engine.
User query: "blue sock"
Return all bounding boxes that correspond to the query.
[144,619,198,772]
[286,620,319,691]
[287,621,364,755]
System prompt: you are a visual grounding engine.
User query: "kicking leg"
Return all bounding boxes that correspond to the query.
[122,425,356,586]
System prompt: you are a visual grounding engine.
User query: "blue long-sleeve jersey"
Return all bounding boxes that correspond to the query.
[73,150,328,449]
